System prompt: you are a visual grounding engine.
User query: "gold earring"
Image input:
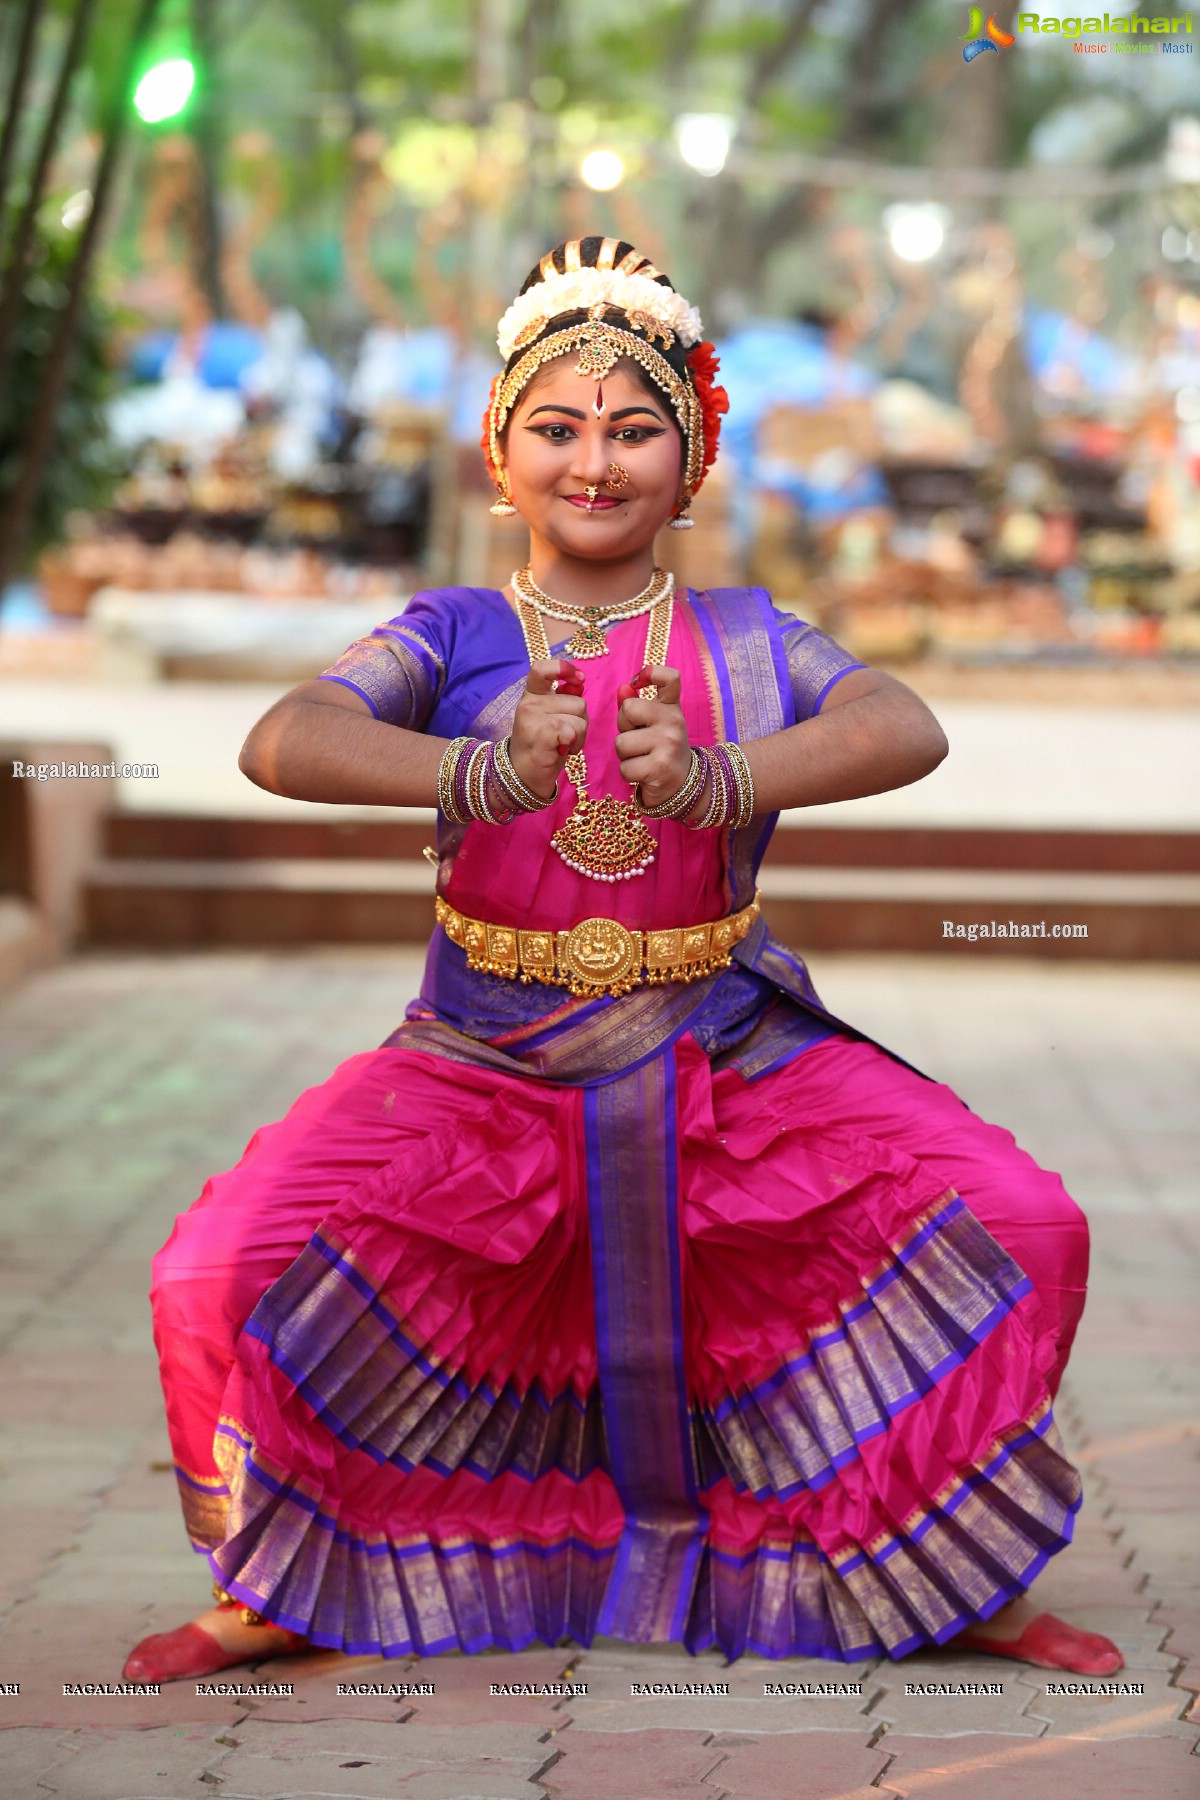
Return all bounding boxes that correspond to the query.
[489,478,517,517]
[667,496,694,530]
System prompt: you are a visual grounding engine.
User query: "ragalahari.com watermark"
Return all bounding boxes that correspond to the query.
[11,758,159,780]
[944,920,1089,941]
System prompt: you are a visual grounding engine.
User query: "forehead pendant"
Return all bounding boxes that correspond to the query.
[574,304,619,418]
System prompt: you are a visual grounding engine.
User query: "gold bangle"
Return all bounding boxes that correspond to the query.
[493,734,558,812]
[437,736,474,823]
[633,746,707,819]
[687,744,726,830]
[723,741,755,828]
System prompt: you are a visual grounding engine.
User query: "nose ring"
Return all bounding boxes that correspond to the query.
[605,463,630,491]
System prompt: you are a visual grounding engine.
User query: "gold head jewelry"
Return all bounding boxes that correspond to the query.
[496,250,702,362]
[488,315,705,514]
[625,308,675,348]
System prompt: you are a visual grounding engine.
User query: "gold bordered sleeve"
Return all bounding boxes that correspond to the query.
[316,592,449,729]
[771,604,866,722]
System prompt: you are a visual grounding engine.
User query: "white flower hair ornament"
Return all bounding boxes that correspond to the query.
[496,268,704,361]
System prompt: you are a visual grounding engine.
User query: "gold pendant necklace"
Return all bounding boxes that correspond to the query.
[513,588,674,882]
[512,564,672,659]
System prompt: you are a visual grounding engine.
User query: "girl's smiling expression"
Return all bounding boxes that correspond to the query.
[501,357,685,567]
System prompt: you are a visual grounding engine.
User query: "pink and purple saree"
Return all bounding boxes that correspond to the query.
[149,585,1090,1662]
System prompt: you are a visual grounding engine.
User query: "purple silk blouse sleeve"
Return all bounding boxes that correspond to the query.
[771,604,866,722]
[315,592,448,728]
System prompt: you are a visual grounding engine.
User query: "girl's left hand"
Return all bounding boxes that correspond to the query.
[615,663,692,811]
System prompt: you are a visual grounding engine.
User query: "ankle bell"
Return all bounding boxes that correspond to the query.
[211,1578,268,1627]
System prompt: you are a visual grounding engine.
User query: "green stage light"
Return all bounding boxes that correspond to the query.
[133,57,196,123]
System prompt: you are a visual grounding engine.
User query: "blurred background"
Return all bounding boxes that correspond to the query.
[1,0,1198,973]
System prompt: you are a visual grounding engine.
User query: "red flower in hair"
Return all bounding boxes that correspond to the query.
[686,340,730,493]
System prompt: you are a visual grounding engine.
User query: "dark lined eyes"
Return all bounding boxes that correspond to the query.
[525,423,665,444]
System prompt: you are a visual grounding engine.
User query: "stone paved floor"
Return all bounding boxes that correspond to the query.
[0,950,1196,1798]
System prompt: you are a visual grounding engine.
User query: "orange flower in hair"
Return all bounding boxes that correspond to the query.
[480,374,502,490]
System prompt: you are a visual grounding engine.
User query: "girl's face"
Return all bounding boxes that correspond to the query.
[501,356,685,561]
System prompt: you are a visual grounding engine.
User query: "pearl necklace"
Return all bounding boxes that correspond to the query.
[511,565,673,659]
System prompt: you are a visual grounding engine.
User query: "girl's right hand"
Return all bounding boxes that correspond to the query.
[508,657,588,799]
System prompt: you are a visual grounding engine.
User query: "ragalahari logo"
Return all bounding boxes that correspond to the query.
[962,9,1017,58]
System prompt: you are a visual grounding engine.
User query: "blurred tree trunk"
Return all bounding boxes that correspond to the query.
[298,0,366,134]
[0,0,99,388]
[461,0,508,340]
[696,0,822,325]
[699,0,922,321]
[743,0,820,117]
[929,3,1038,455]
[515,0,559,255]
[740,0,925,298]
[189,0,226,316]
[0,0,165,588]
[0,0,43,217]
[931,6,1015,183]
[836,0,923,153]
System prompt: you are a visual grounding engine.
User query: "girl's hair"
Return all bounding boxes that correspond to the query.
[496,236,692,453]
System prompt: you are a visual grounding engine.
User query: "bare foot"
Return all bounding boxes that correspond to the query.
[122,1601,314,1684]
[948,1595,1040,1647]
[192,1604,309,1658]
[942,1594,1123,1674]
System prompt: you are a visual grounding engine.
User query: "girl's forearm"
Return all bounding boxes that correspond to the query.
[240,676,947,818]
[239,701,449,806]
[734,681,948,813]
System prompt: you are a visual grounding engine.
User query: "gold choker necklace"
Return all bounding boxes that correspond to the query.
[512,565,672,659]
[513,589,674,881]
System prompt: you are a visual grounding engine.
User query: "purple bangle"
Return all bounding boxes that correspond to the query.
[482,740,518,822]
[685,743,724,830]
[711,743,736,825]
[453,738,519,824]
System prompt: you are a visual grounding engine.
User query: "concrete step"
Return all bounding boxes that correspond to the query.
[102,811,1200,872]
[0,895,58,996]
[82,855,1200,958]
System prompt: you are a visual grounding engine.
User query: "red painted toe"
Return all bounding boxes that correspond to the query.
[957,1611,1125,1675]
[121,1619,310,1685]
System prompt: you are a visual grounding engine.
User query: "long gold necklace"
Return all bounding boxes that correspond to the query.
[512,564,672,659]
[514,588,674,882]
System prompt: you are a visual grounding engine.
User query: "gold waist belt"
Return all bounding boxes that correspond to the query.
[434,889,762,999]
